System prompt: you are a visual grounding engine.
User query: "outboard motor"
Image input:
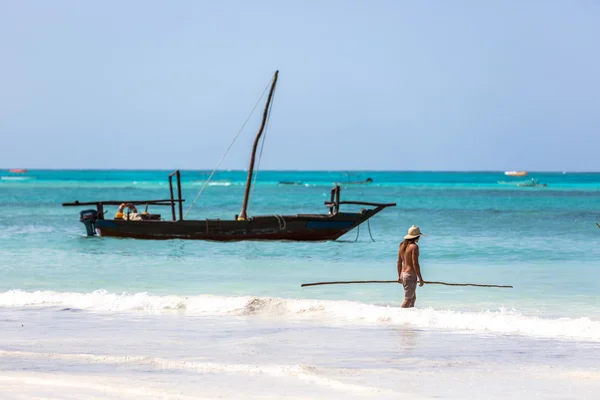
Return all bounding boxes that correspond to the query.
[80,209,99,236]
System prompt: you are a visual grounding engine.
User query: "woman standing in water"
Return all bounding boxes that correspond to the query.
[397,225,426,308]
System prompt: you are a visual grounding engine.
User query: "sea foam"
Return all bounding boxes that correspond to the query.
[1,289,598,341]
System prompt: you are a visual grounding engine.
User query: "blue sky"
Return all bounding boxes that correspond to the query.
[1,1,599,171]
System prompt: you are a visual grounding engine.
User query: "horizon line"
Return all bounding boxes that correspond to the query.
[2,168,598,173]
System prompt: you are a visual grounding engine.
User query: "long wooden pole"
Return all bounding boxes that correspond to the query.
[177,170,183,221]
[300,280,513,288]
[169,176,176,221]
[238,70,279,221]
[62,199,184,207]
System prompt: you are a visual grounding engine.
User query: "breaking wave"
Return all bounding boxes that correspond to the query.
[1,290,599,341]
[0,350,385,394]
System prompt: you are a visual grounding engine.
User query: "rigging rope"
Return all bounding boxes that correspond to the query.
[274,215,286,231]
[367,219,375,242]
[184,80,272,218]
[352,224,360,242]
[249,133,266,210]
[338,219,375,242]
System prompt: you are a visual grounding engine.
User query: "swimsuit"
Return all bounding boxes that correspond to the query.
[400,272,417,299]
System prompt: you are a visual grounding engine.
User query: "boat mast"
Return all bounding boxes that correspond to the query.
[238,70,279,221]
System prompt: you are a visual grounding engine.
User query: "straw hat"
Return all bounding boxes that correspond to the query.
[404,225,426,239]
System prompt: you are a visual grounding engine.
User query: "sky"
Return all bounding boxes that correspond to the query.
[1,0,599,171]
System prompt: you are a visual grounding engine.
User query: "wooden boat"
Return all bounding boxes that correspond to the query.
[279,181,305,186]
[62,71,396,241]
[504,171,528,177]
[498,178,547,187]
[516,179,547,187]
[335,173,373,185]
[345,177,373,185]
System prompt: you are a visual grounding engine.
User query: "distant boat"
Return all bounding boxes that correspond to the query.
[504,171,527,177]
[517,179,547,187]
[334,177,374,185]
[498,178,547,187]
[279,181,305,185]
[346,177,373,185]
[9,168,28,173]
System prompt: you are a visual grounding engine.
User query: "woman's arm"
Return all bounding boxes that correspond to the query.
[397,246,403,282]
[413,245,424,286]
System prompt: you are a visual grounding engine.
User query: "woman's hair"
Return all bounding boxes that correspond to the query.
[400,236,419,259]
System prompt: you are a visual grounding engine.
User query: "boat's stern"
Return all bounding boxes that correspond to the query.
[79,209,99,236]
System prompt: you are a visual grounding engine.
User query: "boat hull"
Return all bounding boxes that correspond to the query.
[93,212,370,241]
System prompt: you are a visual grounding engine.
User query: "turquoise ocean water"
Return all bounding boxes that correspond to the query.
[1,169,599,399]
